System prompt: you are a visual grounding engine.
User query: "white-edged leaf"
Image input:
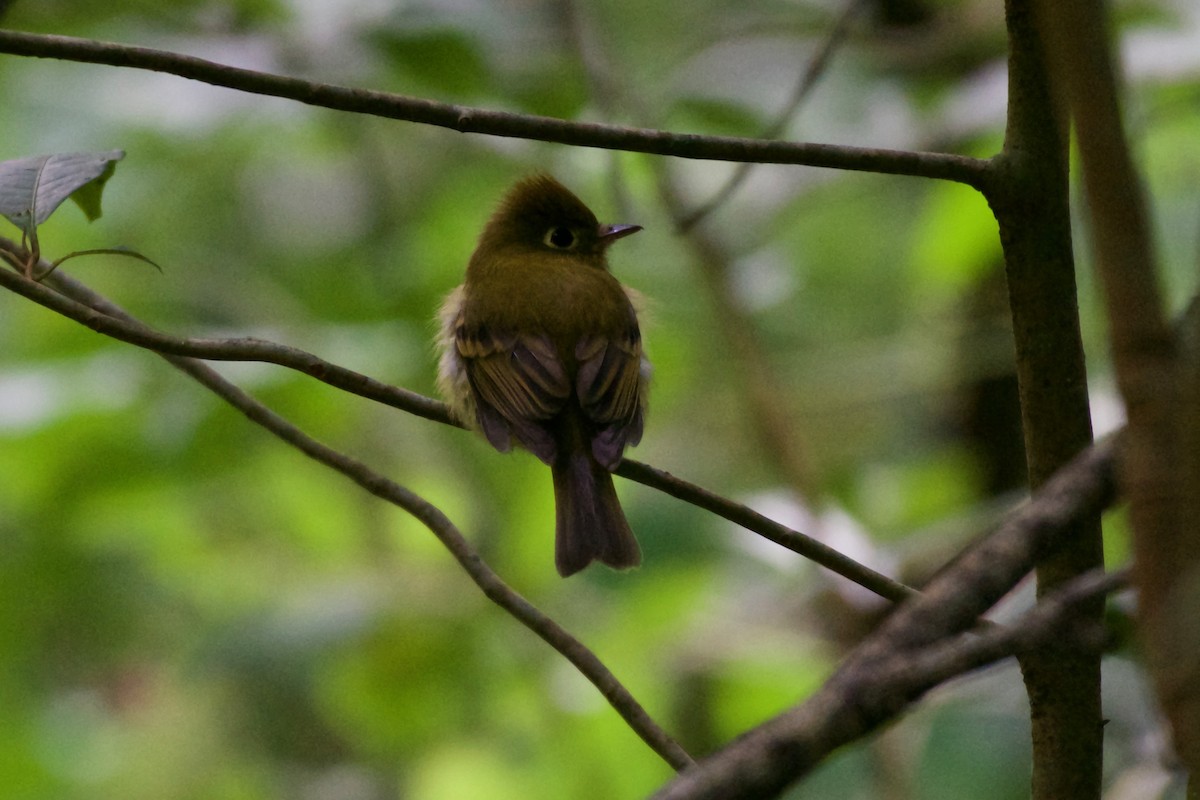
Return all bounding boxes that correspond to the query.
[0,150,125,236]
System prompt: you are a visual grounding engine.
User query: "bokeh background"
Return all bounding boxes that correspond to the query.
[2,0,1199,798]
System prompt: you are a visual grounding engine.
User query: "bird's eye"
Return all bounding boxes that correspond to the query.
[544,226,577,250]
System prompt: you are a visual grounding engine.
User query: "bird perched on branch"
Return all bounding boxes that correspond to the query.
[437,174,649,577]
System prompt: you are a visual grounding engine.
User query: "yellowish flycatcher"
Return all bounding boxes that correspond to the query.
[437,175,648,577]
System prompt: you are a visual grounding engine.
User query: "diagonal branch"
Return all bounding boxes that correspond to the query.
[0,252,694,771]
[0,238,452,423]
[653,435,1120,799]
[617,460,917,604]
[0,28,992,187]
[676,0,872,231]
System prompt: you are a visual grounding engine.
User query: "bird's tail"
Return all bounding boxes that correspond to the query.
[551,450,641,577]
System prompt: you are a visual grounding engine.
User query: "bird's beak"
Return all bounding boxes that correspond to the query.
[598,223,642,246]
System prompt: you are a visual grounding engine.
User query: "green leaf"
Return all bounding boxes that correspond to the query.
[0,150,125,236]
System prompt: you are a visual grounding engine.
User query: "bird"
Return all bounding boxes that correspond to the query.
[437,174,649,577]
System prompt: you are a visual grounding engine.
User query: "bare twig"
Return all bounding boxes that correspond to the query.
[0,29,991,187]
[677,0,872,231]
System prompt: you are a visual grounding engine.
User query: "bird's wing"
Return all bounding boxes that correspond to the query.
[456,325,571,464]
[575,326,646,469]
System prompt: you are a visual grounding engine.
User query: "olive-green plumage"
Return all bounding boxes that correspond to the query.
[437,175,648,577]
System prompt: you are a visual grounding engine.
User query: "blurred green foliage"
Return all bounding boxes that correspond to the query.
[1,0,1198,798]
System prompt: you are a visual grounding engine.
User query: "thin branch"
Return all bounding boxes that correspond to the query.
[0,28,991,188]
[0,236,914,603]
[617,460,917,604]
[0,238,453,424]
[652,436,1120,800]
[0,255,694,771]
[677,0,872,231]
